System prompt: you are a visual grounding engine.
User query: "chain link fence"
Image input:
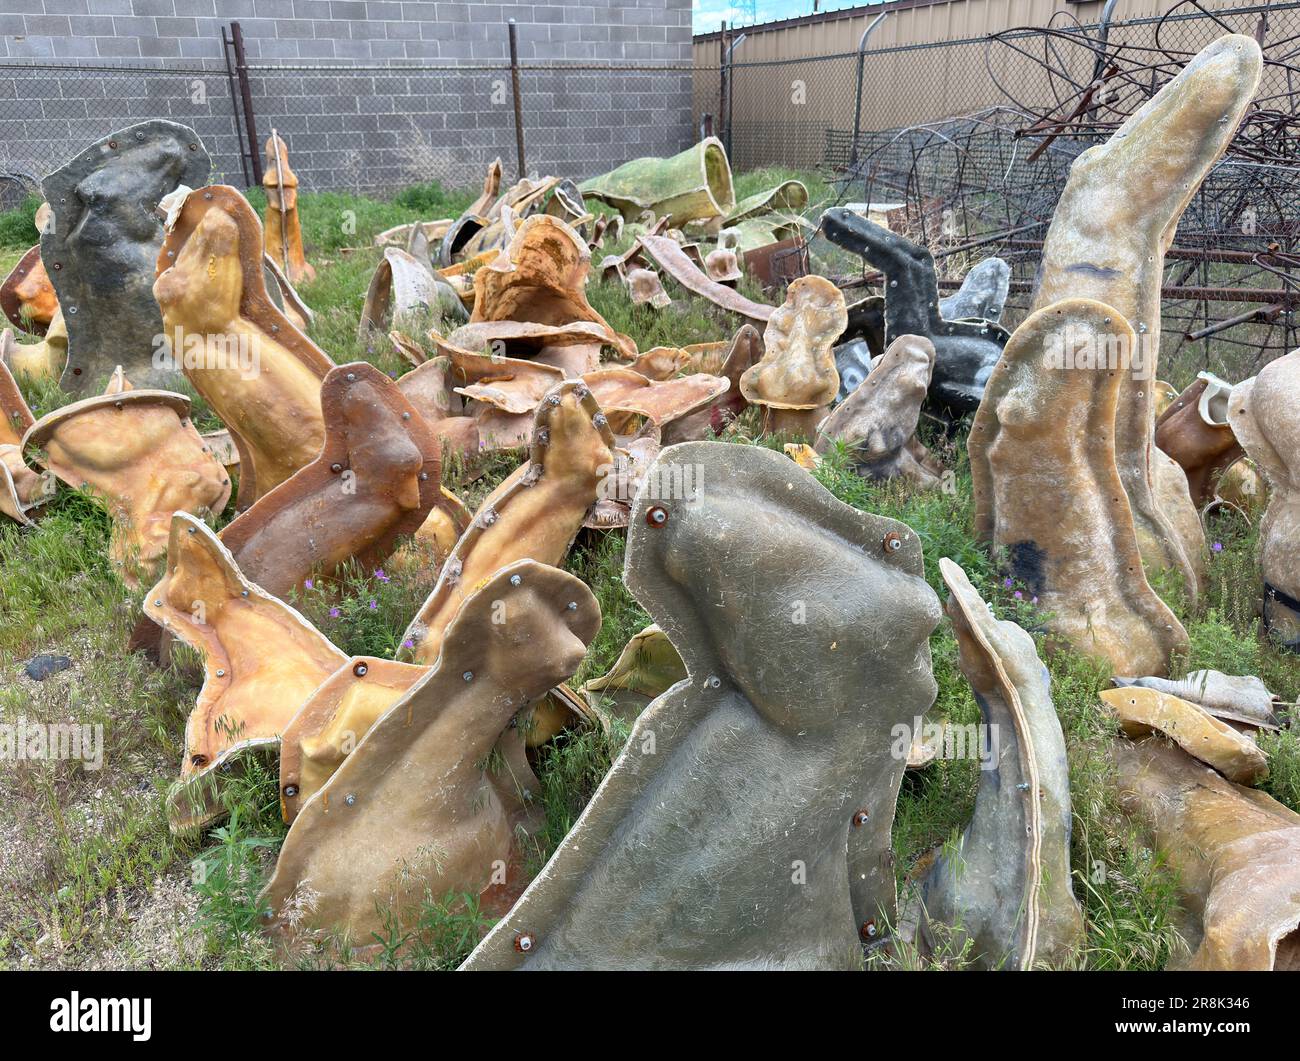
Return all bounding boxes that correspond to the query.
[0,53,695,199]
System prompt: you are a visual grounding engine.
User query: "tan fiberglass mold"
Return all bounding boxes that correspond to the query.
[154,185,334,507]
[1227,348,1300,650]
[143,513,346,832]
[1155,374,1244,509]
[467,213,635,361]
[814,333,938,485]
[917,559,1083,970]
[24,370,230,586]
[261,561,601,952]
[739,275,847,439]
[579,623,687,726]
[463,441,941,970]
[1,245,58,334]
[0,306,67,383]
[1100,686,1268,785]
[1030,34,1262,598]
[578,138,735,228]
[278,656,426,822]
[0,360,55,525]
[216,361,445,601]
[403,380,616,664]
[261,132,315,285]
[1116,737,1300,971]
[969,299,1187,676]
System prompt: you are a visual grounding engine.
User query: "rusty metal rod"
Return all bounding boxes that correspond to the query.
[1186,302,1284,340]
[507,19,527,180]
[230,22,262,185]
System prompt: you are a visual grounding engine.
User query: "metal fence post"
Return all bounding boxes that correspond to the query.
[230,22,263,185]
[850,12,888,166]
[507,19,527,180]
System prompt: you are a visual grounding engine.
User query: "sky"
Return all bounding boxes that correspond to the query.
[692,0,882,35]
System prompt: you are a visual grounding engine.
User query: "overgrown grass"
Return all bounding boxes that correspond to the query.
[1,169,1297,973]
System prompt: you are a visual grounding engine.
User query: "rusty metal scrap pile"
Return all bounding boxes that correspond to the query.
[831,0,1300,378]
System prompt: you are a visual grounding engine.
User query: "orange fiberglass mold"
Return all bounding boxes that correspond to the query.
[154,185,334,508]
[0,306,67,383]
[1,245,58,334]
[1154,373,1244,509]
[402,380,616,665]
[142,512,346,833]
[1116,737,1300,970]
[24,369,231,586]
[465,213,635,361]
[215,361,445,601]
[262,132,315,285]
[260,560,601,953]
[0,360,55,525]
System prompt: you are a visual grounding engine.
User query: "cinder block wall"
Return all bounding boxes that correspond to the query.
[0,0,695,193]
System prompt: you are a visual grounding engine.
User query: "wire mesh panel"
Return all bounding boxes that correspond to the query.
[0,63,246,190]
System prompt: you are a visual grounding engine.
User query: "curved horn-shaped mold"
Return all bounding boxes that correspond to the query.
[1031,35,1261,596]
[1115,737,1300,970]
[24,377,231,586]
[142,513,346,831]
[1,245,58,335]
[359,247,465,340]
[154,184,334,507]
[462,441,941,970]
[215,361,442,600]
[1101,686,1267,784]
[738,275,847,438]
[402,380,616,663]
[820,207,1008,415]
[1227,350,1300,650]
[40,120,211,394]
[969,298,1187,676]
[579,622,687,727]
[0,360,55,525]
[260,560,600,951]
[814,333,937,486]
[261,133,315,285]
[918,558,1083,970]
[724,179,807,225]
[1111,669,1280,730]
[1155,374,1244,509]
[640,234,774,327]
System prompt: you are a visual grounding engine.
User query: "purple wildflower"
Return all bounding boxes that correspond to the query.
[374,568,390,584]
[329,607,340,618]
[368,599,378,611]
[1212,541,1223,553]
